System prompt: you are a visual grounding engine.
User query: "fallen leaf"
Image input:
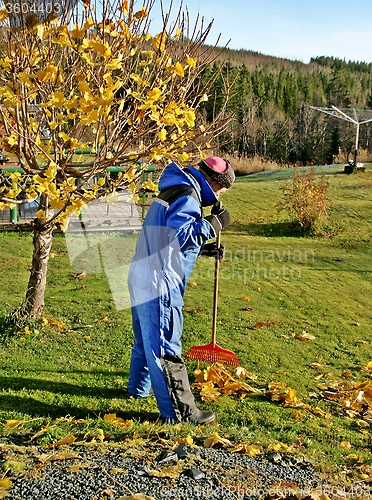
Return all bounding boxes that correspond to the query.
[103,414,133,429]
[2,460,27,472]
[234,367,257,381]
[241,296,250,301]
[49,317,67,330]
[184,307,204,314]
[204,432,232,448]
[66,461,93,473]
[3,420,23,429]
[199,382,221,402]
[267,442,293,453]
[340,441,352,450]
[97,428,105,442]
[291,410,304,420]
[252,321,275,330]
[71,271,87,279]
[362,361,372,374]
[229,442,261,456]
[46,434,77,448]
[309,362,322,369]
[175,435,194,445]
[100,488,116,497]
[0,480,12,489]
[110,467,128,475]
[36,452,79,464]
[266,382,303,408]
[297,331,316,341]
[148,464,184,479]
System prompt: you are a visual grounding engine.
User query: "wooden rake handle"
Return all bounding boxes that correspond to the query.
[211,231,221,345]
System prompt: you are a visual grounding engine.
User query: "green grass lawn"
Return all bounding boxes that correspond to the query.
[0,164,371,485]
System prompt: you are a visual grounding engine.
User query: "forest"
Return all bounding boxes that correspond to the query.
[201,49,372,166]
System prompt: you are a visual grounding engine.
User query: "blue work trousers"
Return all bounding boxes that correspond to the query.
[127,294,183,421]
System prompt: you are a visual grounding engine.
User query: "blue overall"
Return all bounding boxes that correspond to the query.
[127,162,218,421]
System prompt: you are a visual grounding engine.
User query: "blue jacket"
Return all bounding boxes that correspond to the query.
[128,162,218,307]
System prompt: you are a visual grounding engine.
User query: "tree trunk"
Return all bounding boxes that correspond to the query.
[23,222,54,318]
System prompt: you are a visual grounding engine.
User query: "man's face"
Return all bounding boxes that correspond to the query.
[210,181,227,198]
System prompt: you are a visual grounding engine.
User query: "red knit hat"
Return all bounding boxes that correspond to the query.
[198,156,235,189]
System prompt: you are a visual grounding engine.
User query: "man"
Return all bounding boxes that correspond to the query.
[127,156,235,423]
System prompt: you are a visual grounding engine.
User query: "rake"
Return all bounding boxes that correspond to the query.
[186,231,240,367]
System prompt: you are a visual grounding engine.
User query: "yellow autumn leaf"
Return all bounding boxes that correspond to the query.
[187,57,197,68]
[176,152,189,162]
[105,58,123,70]
[169,62,184,77]
[0,478,12,489]
[36,24,45,40]
[0,8,8,23]
[175,435,194,445]
[4,419,23,428]
[50,91,65,107]
[134,7,148,19]
[234,367,257,381]
[242,296,250,301]
[103,413,133,429]
[199,382,221,402]
[148,464,183,479]
[204,432,232,448]
[110,467,127,475]
[362,361,372,374]
[49,317,67,329]
[340,441,352,450]
[298,331,316,341]
[66,461,92,473]
[267,442,293,453]
[97,428,105,442]
[229,442,262,456]
[158,128,167,141]
[151,32,166,52]
[52,434,77,447]
[103,413,117,422]
[7,131,18,146]
[147,87,162,102]
[193,368,207,383]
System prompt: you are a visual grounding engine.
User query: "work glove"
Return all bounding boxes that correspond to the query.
[204,201,231,235]
[199,241,226,260]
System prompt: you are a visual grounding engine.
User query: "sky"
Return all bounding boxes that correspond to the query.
[151,0,372,64]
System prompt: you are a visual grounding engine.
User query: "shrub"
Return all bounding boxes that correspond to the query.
[278,167,331,234]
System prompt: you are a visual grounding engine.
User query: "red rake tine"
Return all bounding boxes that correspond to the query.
[186,342,240,367]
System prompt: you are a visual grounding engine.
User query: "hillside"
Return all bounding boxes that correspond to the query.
[200,45,372,166]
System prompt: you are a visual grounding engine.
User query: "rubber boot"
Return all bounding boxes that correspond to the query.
[161,354,215,424]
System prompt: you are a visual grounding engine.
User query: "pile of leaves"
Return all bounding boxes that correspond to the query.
[191,363,262,402]
[191,364,329,419]
[318,362,372,431]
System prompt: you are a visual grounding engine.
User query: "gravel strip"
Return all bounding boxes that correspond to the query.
[3,443,329,500]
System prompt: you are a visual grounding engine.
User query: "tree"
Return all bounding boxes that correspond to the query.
[0,0,232,318]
